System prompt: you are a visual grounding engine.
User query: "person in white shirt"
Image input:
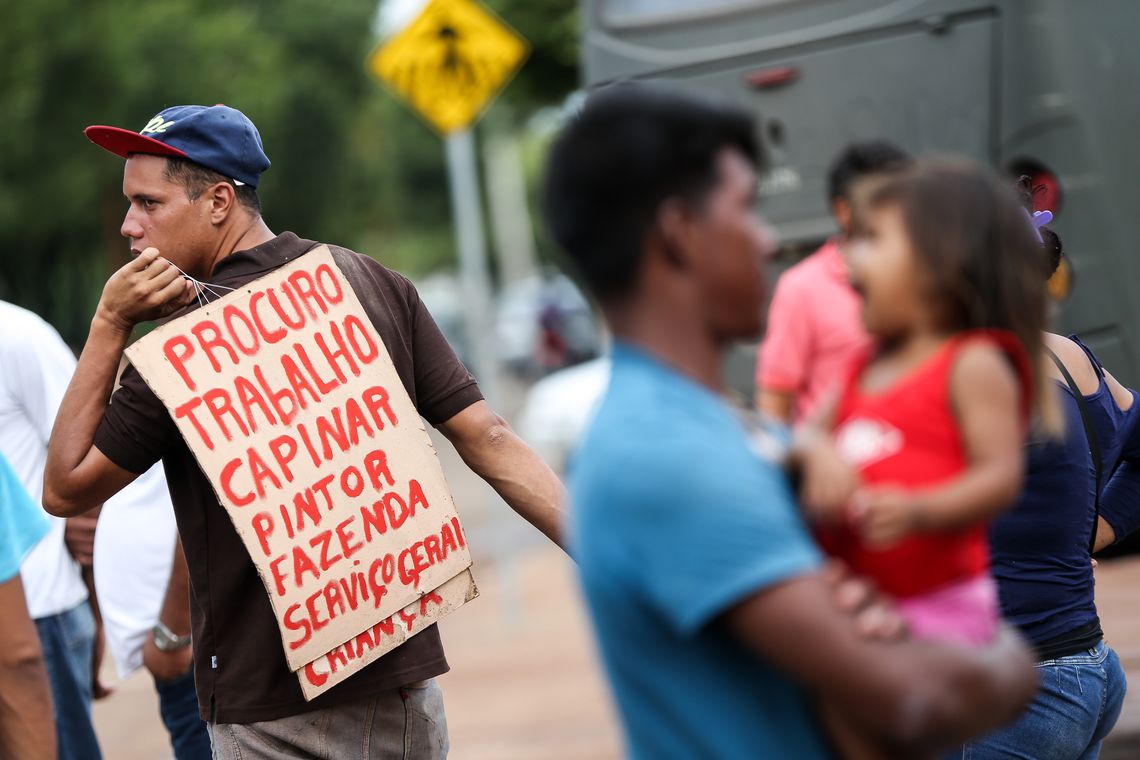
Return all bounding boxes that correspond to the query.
[1,299,209,759]
[95,464,210,760]
[0,298,103,760]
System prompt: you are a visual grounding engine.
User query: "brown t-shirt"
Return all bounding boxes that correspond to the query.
[94,233,483,723]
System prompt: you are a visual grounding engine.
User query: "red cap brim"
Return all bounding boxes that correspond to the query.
[84,125,189,160]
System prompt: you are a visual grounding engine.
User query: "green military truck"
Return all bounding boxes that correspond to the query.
[580,0,1140,389]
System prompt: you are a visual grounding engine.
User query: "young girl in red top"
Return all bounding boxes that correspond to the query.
[798,160,1059,646]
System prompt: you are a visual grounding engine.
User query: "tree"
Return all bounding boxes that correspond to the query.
[0,0,578,346]
[485,0,578,120]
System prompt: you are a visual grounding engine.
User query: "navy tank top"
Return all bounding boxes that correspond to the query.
[989,337,1140,659]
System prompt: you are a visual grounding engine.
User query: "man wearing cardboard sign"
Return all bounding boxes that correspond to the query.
[123,244,481,696]
[44,104,565,758]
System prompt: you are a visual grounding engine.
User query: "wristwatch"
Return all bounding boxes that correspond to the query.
[152,621,192,652]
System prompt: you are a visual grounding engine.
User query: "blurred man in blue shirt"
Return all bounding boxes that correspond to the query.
[542,83,1039,759]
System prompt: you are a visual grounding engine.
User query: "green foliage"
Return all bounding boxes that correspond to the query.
[0,0,577,346]
[485,0,579,119]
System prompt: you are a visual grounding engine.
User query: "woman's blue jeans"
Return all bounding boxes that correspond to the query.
[154,668,212,760]
[35,600,102,760]
[961,639,1127,759]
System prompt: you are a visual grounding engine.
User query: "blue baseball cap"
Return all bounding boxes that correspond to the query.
[85,104,271,188]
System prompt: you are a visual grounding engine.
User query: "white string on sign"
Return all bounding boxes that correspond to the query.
[165,260,236,305]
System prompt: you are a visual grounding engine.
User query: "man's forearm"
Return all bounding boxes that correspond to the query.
[887,626,1037,751]
[43,315,131,515]
[810,628,1035,754]
[141,539,194,682]
[725,575,1035,754]
[47,249,197,516]
[159,540,192,636]
[0,577,56,760]
[468,427,567,550]
[0,656,56,760]
[441,403,567,550]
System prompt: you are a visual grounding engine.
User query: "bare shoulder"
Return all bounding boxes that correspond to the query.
[951,340,1019,391]
[947,341,1022,427]
[1043,333,1102,396]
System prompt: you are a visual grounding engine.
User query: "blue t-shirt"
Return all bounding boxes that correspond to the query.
[0,453,49,584]
[570,344,831,760]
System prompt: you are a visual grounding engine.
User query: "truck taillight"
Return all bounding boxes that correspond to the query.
[1028,168,1062,214]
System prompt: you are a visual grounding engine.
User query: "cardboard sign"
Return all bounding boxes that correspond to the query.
[299,568,477,700]
[126,247,476,690]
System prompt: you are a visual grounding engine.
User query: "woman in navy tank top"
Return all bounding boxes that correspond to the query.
[965,181,1140,759]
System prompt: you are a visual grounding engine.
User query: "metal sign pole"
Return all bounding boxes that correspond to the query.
[371,0,533,627]
[445,128,522,626]
[444,128,498,405]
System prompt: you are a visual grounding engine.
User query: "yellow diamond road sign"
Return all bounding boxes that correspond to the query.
[368,0,530,134]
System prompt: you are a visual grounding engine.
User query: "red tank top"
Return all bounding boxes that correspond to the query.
[817,331,1031,598]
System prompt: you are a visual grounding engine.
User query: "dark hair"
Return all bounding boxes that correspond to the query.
[163,157,261,215]
[827,140,912,203]
[1014,175,1064,278]
[857,160,1058,430]
[542,83,761,303]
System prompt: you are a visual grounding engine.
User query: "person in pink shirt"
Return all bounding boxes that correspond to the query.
[756,141,911,424]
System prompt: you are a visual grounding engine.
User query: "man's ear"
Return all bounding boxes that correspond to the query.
[833,197,852,238]
[656,197,697,269]
[206,181,238,224]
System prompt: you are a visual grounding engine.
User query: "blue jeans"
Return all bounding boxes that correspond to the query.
[35,600,103,760]
[961,639,1127,759]
[154,668,211,760]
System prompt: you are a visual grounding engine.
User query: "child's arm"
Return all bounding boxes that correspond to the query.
[793,390,861,523]
[854,343,1024,547]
